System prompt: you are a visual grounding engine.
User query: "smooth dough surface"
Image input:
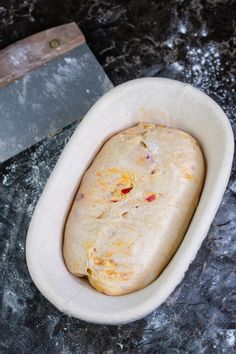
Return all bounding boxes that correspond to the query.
[63,123,205,295]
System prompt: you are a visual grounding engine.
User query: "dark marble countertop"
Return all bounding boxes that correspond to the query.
[0,1,235,353]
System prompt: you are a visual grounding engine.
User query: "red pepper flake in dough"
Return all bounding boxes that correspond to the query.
[76,192,84,201]
[146,194,156,202]
[146,153,152,160]
[121,187,133,194]
[111,199,118,203]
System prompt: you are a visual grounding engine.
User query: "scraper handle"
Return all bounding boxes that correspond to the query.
[0,22,85,88]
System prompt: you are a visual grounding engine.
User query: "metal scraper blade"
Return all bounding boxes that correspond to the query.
[0,24,113,163]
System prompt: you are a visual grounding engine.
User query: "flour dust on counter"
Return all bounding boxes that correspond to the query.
[0,124,76,352]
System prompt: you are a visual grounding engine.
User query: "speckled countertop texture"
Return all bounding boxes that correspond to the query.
[0,1,235,353]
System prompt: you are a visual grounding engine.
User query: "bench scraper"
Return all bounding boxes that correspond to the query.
[0,22,113,163]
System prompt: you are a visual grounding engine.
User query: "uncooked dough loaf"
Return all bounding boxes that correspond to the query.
[63,123,205,295]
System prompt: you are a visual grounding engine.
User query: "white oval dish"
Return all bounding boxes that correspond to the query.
[26,78,234,325]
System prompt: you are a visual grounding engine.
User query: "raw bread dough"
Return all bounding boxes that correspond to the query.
[63,123,205,295]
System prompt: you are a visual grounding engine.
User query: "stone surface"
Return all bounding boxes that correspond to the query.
[0,1,235,353]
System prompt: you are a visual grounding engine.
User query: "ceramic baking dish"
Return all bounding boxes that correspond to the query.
[26,78,234,324]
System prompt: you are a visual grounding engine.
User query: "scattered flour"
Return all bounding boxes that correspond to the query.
[178,22,187,34]
[225,330,236,347]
